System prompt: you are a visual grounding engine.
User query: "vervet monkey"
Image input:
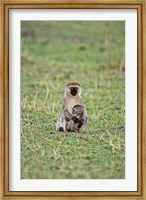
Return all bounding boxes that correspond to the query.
[64,105,85,132]
[56,81,87,132]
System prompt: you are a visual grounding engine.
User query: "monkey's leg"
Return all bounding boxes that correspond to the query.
[78,110,87,133]
[77,118,84,128]
[66,120,75,132]
[66,121,71,132]
[56,111,66,132]
[78,123,87,133]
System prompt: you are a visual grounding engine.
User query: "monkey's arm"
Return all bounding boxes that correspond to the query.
[64,109,72,120]
[56,111,66,132]
[78,109,87,132]
[64,109,79,123]
[80,109,87,122]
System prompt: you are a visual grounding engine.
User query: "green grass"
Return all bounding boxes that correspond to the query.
[21,21,125,179]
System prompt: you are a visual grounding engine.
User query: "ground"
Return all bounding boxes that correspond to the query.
[21,21,125,179]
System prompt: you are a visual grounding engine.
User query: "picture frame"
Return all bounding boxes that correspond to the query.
[0,0,145,199]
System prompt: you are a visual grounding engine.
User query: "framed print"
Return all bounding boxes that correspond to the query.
[0,0,145,199]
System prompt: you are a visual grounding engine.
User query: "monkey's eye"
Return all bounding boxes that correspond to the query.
[70,87,78,91]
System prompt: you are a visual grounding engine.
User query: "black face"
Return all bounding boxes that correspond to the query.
[70,87,78,96]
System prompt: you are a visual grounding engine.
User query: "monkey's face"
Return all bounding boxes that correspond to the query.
[70,87,78,96]
[72,105,84,116]
[66,86,80,96]
[66,81,81,96]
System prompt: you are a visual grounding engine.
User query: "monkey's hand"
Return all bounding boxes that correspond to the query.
[72,116,79,123]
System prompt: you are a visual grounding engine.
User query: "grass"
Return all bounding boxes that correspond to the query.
[21,21,125,179]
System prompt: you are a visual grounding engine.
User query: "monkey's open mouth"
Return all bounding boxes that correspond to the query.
[70,87,78,96]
